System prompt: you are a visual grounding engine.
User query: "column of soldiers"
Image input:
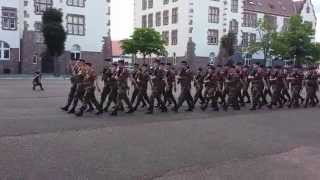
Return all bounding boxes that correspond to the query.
[61,59,320,117]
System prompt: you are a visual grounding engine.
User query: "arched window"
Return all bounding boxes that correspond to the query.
[229,19,239,33]
[71,44,81,60]
[0,41,10,60]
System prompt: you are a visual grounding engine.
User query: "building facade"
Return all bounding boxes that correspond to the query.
[134,0,317,66]
[0,0,111,74]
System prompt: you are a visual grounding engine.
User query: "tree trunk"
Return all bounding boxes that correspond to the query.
[53,55,60,77]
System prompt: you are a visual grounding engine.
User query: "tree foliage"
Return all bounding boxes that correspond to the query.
[216,33,236,65]
[42,9,66,57]
[246,19,276,62]
[271,15,315,64]
[121,28,166,60]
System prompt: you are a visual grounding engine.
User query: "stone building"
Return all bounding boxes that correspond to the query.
[0,0,112,74]
[134,0,317,67]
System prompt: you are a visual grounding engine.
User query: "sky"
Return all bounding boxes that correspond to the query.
[111,0,320,42]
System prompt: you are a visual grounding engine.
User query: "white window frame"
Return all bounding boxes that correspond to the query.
[0,41,10,61]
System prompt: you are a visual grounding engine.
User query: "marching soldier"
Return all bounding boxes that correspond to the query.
[147,59,167,114]
[193,67,205,106]
[75,63,103,116]
[249,64,264,110]
[61,60,83,111]
[173,61,194,112]
[130,63,140,105]
[133,64,150,110]
[111,60,135,116]
[201,65,219,111]
[267,66,284,109]
[164,63,178,108]
[103,62,118,112]
[223,65,241,111]
[287,65,304,108]
[100,60,113,110]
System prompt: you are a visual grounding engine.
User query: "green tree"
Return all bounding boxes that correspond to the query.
[271,15,315,65]
[121,28,166,63]
[42,8,66,76]
[216,32,236,65]
[246,19,276,65]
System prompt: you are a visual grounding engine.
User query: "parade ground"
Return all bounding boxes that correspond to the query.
[2,79,320,180]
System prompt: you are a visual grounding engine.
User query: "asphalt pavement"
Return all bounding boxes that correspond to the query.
[1,79,320,180]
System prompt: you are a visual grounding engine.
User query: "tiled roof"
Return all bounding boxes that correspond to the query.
[112,41,123,56]
[243,0,303,17]
[293,0,306,13]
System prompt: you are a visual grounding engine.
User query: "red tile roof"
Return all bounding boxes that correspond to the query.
[112,41,123,56]
[244,0,304,17]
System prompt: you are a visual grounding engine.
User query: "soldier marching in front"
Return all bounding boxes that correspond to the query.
[146,59,167,114]
[133,64,150,111]
[193,67,205,106]
[164,63,178,108]
[75,62,103,117]
[173,61,194,112]
[111,60,135,116]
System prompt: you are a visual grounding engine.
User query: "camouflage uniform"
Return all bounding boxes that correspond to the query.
[133,67,150,110]
[268,69,284,109]
[111,66,134,116]
[223,68,240,111]
[100,66,112,109]
[249,69,264,110]
[164,68,178,108]
[193,68,205,105]
[147,67,167,114]
[173,65,194,112]
[288,70,303,108]
[201,67,219,111]
[76,65,102,116]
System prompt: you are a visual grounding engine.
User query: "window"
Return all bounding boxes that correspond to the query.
[282,18,289,31]
[171,30,178,45]
[243,12,257,27]
[229,19,238,33]
[264,15,277,29]
[148,13,153,27]
[163,0,169,5]
[207,29,219,45]
[242,32,249,47]
[32,54,38,64]
[34,23,44,43]
[307,6,310,13]
[142,15,147,27]
[249,33,256,43]
[34,0,53,15]
[148,0,153,9]
[142,0,147,10]
[163,10,169,25]
[67,0,85,7]
[1,8,17,30]
[162,31,169,45]
[172,8,178,24]
[66,14,85,36]
[231,0,238,13]
[71,44,81,60]
[156,12,161,26]
[0,41,10,60]
[209,7,219,23]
